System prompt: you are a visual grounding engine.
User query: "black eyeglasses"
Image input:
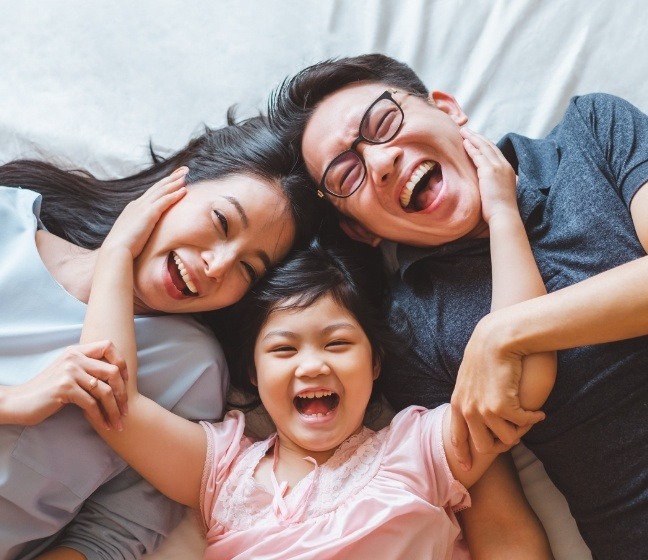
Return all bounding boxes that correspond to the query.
[318,89,404,199]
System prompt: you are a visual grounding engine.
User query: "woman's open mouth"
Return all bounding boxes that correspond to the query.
[167,252,198,297]
[399,160,443,212]
[294,390,340,418]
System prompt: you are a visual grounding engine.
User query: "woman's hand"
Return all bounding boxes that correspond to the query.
[0,340,128,430]
[460,127,518,225]
[102,167,188,259]
[449,312,546,470]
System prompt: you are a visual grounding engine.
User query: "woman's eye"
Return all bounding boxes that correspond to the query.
[242,262,259,284]
[214,210,228,235]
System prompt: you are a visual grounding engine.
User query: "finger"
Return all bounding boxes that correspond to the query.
[151,167,188,189]
[484,415,523,446]
[450,406,473,470]
[88,378,123,431]
[500,406,546,427]
[466,414,498,454]
[83,358,128,416]
[461,128,502,161]
[69,386,112,431]
[99,341,128,382]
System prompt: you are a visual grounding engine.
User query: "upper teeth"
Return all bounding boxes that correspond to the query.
[297,390,334,399]
[172,252,198,294]
[400,161,436,208]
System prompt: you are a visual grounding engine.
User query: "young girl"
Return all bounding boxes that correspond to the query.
[79,132,555,558]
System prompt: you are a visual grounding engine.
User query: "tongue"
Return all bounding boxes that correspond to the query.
[301,397,332,415]
[167,254,186,293]
[413,171,442,211]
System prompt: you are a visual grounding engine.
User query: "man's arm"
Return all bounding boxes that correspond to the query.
[458,455,553,560]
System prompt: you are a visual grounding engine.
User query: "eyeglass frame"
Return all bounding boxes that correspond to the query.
[316,88,405,199]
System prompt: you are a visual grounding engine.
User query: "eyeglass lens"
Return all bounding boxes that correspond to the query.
[324,95,403,197]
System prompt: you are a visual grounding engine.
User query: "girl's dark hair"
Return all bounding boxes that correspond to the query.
[219,235,405,412]
[0,112,316,251]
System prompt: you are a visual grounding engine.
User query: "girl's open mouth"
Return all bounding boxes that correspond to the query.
[294,390,340,417]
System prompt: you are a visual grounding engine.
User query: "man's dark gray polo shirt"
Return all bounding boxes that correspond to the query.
[382,94,648,559]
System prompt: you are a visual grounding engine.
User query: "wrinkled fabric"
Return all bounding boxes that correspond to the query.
[0,186,228,559]
[200,405,470,560]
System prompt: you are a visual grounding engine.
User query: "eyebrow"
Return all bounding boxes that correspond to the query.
[223,195,272,272]
[261,322,357,342]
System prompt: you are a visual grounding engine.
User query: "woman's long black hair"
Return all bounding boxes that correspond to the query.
[0,112,316,251]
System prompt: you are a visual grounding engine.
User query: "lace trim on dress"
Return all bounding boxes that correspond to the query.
[213,426,390,530]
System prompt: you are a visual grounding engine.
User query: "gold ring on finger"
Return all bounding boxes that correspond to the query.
[88,377,98,390]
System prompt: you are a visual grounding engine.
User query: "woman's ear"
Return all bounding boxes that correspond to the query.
[429,90,468,126]
[249,368,258,387]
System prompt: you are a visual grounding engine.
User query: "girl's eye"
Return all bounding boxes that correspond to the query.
[271,345,295,353]
[214,210,228,235]
[242,262,259,284]
[326,339,351,348]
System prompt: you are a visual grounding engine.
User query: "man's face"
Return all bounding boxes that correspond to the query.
[302,82,486,247]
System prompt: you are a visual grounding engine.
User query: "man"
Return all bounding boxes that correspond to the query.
[270,54,648,559]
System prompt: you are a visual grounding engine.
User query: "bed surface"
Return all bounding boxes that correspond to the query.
[2,1,646,558]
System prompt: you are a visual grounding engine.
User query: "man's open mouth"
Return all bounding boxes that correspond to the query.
[167,252,198,297]
[294,390,340,417]
[399,160,441,211]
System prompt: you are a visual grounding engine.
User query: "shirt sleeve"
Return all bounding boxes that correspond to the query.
[570,93,648,207]
[199,411,248,529]
[388,405,470,513]
[53,467,185,559]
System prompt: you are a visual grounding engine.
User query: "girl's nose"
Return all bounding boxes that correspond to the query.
[295,356,331,378]
[202,247,236,280]
[363,143,402,188]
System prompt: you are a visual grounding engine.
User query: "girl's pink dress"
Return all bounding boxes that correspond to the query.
[200,404,470,559]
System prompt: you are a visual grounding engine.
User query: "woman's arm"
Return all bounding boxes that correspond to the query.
[80,169,206,509]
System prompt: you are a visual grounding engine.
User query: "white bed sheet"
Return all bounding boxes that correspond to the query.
[2,1,646,558]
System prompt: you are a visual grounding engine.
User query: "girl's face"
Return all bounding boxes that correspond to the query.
[254,293,380,464]
[133,174,295,314]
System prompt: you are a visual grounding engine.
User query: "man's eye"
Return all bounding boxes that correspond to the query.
[242,262,258,284]
[214,210,228,235]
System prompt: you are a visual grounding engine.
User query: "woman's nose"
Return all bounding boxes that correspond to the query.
[363,143,402,187]
[202,247,236,280]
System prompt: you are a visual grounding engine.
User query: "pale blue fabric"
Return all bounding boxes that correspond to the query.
[0,187,228,559]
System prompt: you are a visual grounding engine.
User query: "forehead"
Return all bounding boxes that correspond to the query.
[302,82,392,174]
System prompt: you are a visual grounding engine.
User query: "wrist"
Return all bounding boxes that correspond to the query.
[486,208,524,231]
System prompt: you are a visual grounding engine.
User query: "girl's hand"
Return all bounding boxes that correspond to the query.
[1,341,128,430]
[102,167,188,259]
[461,128,518,224]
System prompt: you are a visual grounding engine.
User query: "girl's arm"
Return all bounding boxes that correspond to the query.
[80,169,206,509]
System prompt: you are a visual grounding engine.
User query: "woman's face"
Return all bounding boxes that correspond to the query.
[132,174,295,314]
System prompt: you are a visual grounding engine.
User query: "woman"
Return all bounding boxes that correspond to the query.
[0,116,315,559]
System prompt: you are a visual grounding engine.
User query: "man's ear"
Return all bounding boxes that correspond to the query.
[429,90,468,126]
[338,215,382,247]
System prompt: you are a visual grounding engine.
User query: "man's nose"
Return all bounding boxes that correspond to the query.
[362,143,402,187]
